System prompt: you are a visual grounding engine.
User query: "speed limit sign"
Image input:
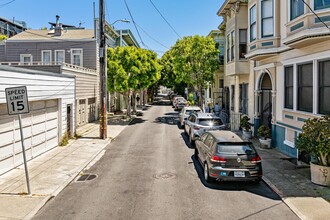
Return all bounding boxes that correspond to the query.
[5,86,30,115]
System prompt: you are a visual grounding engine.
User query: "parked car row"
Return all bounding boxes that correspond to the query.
[176,106,263,184]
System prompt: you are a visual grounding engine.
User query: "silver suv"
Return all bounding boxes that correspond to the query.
[184,112,226,145]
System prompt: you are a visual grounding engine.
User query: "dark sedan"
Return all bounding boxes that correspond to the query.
[195,130,262,183]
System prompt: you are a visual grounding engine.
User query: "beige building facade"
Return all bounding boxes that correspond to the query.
[219,0,330,158]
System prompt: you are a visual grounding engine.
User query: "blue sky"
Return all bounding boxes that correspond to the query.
[1,0,224,56]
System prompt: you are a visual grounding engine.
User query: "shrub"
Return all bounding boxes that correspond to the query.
[295,115,330,166]
[257,125,271,139]
[240,115,252,131]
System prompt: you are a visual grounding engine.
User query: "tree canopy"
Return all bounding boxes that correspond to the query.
[107,46,161,93]
[168,35,219,104]
[0,34,7,41]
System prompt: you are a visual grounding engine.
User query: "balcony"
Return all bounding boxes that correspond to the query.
[283,10,330,49]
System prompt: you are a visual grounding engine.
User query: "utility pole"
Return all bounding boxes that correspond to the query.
[99,0,107,139]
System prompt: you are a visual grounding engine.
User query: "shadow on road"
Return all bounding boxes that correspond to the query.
[154,116,178,126]
[190,155,281,200]
[180,132,194,149]
[129,118,146,125]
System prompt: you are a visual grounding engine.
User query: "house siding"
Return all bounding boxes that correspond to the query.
[3,41,97,70]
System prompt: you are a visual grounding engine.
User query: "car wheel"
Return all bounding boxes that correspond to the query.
[254,178,261,184]
[194,148,199,159]
[189,131,195,146]
[204,163,214,183]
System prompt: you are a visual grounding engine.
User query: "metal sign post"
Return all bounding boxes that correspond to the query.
[5,86,31,195]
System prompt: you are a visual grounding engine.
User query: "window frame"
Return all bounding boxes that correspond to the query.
[290,0,304,21]
[284,65,294,109]
[70,48,83,66]
[250,4,257,42]
[55,50,65,64]
[20,54,33,65]
[297,62,313,113]
[239,83,248,114]
[239,29,247,59]
[230,31,235,61]
[318,59,330,114]
[314,0,330,10]
[227,34,231,63]
[41,50,52,65]
[261,0,274,38]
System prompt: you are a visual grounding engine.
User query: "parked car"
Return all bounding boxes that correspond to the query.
[171,95,182,106]
[174,97,188,110]
[178,106,202,129]
[184,112,226,144]
[195,130,262,183]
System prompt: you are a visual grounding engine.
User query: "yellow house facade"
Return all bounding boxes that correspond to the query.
[217,1,253,131]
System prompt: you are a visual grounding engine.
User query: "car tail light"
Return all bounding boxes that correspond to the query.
[211,155,226,163]
[251,155,261,164]
[193,126,200,130]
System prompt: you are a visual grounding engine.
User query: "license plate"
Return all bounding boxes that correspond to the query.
[234,171,245,177]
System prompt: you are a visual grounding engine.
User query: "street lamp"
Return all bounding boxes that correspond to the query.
[110,19,130,26]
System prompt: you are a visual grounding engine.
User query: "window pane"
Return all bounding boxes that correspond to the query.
[250,5,256,23]
[298,63,313,112]
[239,29,247,43]
[251,24,256,40]
[319,60,330,114]
[291,0,304,20]
[285,66,293,109]
[262,18,274,36]
[315,0,330,10]
[42,51,51,64]
[56,51,64,64]
[262,0,273,18]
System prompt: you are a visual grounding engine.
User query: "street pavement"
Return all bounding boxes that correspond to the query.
[0,105,329,219]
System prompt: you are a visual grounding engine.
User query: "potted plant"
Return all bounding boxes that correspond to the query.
[240,115,252,139]
[295,115,330,186]
[258,125,272,148]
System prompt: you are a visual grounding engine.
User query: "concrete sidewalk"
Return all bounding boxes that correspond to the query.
[0,120,129,220]
[247,135,330,220]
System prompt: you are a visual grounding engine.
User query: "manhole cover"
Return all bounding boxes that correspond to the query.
[76,174,97,182]
[153,172,176,180]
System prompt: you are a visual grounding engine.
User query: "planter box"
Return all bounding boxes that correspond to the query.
[259,138,271,149]
[310,163,330,186]
[242,130,252,139]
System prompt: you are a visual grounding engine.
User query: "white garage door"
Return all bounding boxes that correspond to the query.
[0,99,58,175]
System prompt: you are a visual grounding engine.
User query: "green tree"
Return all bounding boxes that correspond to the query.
[107,46,161,116]
[0,34,8,41]
[159,50,187,96]
[170,35,219,106]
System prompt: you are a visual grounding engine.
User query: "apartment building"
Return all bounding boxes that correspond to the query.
[217,0,252,131]
[219,0,330,159]
[207,30,225,111]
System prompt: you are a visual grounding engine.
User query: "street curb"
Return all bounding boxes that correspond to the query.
[261,176,307,220]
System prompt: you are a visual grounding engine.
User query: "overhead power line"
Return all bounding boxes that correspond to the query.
[0,0,15,8]
[148,0,181,39]
[135,22,170,50]
[123,0,149,48]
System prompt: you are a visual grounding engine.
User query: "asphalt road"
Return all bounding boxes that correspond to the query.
[33,104,299,220]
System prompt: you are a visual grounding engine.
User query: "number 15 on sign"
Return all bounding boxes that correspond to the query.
[5,86,30,115]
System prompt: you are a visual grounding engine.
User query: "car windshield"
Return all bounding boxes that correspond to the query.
[198,118,223,126]
[217,144,256,155]
[186,109,201,115]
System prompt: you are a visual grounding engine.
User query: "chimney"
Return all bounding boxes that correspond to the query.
[54,15,62,36]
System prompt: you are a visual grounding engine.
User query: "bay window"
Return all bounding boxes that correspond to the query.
[315,0,330,10]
